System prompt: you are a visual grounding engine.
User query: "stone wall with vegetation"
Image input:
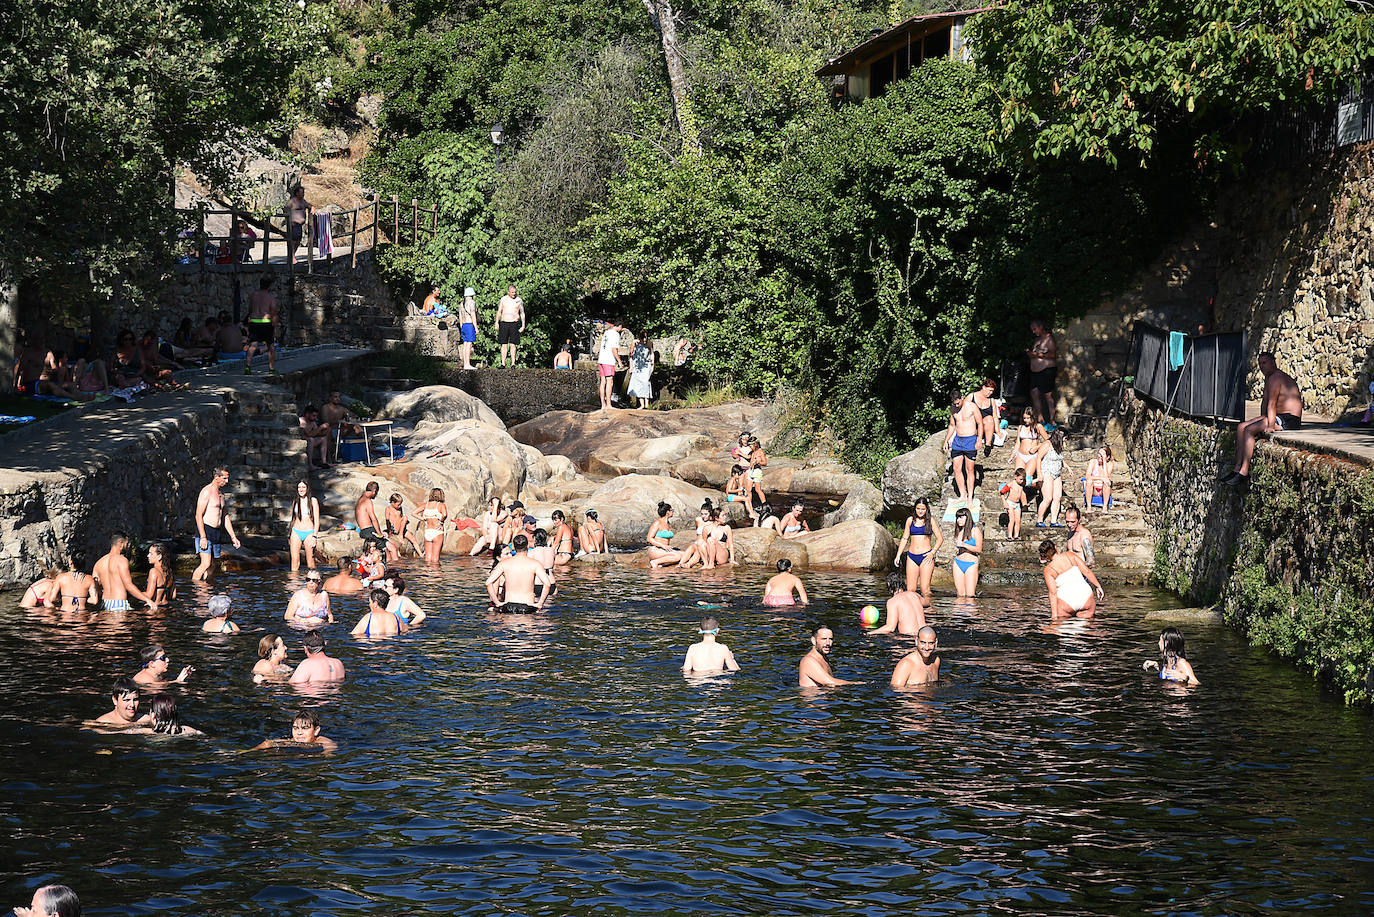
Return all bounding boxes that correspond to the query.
[1123,391,1374,705]
[442,367,598,424]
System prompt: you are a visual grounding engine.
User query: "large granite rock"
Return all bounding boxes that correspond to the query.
[317,457,492,524]
[377,385,504,428]
[730,527,779,565]
[822,479,884,526]
[883,432,947,515]
[577,474,737,547]
[509,403,765,474]
[794,519,896,571]
[765,538,809,571]
[408,419,528,498]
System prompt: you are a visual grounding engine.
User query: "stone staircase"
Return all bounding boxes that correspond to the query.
[222,385,310,535]
[928,418,1154,581]
[361,364,421,393]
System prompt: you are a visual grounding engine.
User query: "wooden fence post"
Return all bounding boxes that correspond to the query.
[392,195,400,245]
[411,198,419,245]
[307,207,313,274]
[350,207,359,269]
[371,199,379,251]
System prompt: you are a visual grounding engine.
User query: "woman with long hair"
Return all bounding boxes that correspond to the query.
[469,497,507,556]
[145,543,176,606]
[647,502,684,568]
[418,488,448,564]
[288,480,321,571]
[950,506,982,597]
[895,497,943,597]
[1144,627,1201,684]
[150,694,203,736]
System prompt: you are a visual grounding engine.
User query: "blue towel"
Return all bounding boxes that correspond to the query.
[1168,331,1186,370]
[0,414,37,424]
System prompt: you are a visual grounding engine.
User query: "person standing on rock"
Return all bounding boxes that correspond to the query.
[286,185,311,263]
[682,617,739,675]
[945,391,982,503]
[485,534,553,612]
[495,285,525,367]
[93,532,157,611]
[969,378,999,455]
[1222,351,1304,486]
[1026,318,1058,427]
[551,510,575,566]
[243,275,279,374]
[193,466,242,583]
[628,330,655,407]
[799,624,861,687]
[322,390,360,437]
[355,481,382,543]
[418,488,449,564]
[596,322,624,410]
[1064,506,1095,567]
[459,287,478,369]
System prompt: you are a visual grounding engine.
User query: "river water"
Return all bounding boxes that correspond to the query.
[2,559,1372,915]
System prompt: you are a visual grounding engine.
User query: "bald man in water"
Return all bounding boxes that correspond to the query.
[682,617,739,674]
[891,626,942,687]
[798,624,861,687]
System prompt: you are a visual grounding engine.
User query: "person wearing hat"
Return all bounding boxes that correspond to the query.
[459,286,478,369]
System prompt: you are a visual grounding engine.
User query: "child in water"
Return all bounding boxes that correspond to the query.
[254,709,338,753]
[1143,627,1201,685]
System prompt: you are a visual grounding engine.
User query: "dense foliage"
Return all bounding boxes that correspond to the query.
[0,0,327,303]
[970,0,1374,167]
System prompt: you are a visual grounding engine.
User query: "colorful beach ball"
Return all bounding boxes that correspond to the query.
[859,605,881,627]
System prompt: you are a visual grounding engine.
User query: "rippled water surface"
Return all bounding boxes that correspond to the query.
[2,558,1373,915]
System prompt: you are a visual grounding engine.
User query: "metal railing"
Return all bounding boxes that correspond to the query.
[1130,322,1247,421]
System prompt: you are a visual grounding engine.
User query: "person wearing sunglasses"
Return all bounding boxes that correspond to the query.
[132,644,194,686]
[285,572,333,626]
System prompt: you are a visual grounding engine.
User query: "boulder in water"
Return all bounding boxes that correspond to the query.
[577,474,735,547]
[794,519,896,571]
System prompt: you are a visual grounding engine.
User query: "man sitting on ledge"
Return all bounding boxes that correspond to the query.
[1222,352,1303,486]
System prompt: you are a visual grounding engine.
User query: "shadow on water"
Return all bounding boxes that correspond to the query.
[1,557,1372,914]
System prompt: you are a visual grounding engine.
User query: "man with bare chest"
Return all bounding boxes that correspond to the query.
[244,276,278,373]
[92,532,157,611]
[193,466,242,582]
[944,391,982,501]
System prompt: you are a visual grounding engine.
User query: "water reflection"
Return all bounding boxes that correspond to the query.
[0,565,1372,914]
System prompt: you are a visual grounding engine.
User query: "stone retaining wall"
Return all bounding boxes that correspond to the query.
[1121,391,1374,704]
[441,367,598,424]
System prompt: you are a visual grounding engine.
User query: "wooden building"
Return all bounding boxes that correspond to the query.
[817,8,989,102]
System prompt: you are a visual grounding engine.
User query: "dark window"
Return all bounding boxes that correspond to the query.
[870,52,895,97]
[923,26,951,61]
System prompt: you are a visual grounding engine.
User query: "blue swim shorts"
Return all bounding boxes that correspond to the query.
[461,323,477,343]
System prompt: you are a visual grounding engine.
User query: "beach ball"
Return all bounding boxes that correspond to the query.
[859,605,881,627]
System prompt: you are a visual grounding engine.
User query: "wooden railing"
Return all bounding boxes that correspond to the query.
[175,196,440,273]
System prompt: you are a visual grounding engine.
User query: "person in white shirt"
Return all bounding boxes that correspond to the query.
[596,322,624,411]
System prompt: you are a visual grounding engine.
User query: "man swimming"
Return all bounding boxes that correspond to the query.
[890,626,942,687]
[798,624,862,687]
[133,644,194,685]
[485,534,553,612]
[681,617,740,674]
[253,708,338,754]
[869,571,929,636]
[92,532,157,611]
[289,629,346,684]
[92,676,151,727]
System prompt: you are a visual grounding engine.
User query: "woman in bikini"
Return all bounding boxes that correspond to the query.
[970,377,998,453]
[284,571,333,625]
[20,573,58,608]
[53,554,97,613]
[762,558,809,606]
[678,505,715,569]
[705,508,735,567]
[418,488,448,564]
[895,497,943,597]
[747,439,768,506]
[1084,446,1115,513]
[580,510,607,554]
[383,492,416,562]
[1143,627,1201,685]
[288,480,321,572]
[780,501,810,539]
[950,507,982,597]
[1014,406,1046,475]
[468,497,507,557]
[647,502,684,568]
[724,465,757,521]
[145,543,176,607]
[551,510,575,566]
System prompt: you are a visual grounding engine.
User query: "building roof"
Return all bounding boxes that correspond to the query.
[816,7,993,77]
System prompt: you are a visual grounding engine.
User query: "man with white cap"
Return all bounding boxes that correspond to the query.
[459,286,478,369]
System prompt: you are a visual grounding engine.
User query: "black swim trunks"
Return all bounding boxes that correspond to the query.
[359,526,378,542]
[1276,412,1302,431]
[290,223,304,242]
[1028,365,1058,392]
[248,321,274,344]
[498,320,522,345]
[500,602,537,614]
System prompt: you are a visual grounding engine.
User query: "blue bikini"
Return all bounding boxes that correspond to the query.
[907,521,931,565]
[953,535,979,574]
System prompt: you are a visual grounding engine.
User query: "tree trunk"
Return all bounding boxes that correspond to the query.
[642,0,700,155]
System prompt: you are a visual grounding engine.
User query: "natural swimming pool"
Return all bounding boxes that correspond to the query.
[3,559,1373,914]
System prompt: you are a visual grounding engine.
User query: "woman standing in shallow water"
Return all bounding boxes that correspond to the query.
[895,497,942,598]
[145,544,176,606]
[287,480,320,572]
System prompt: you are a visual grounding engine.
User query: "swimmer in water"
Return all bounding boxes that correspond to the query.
[681,617,740,674]
[252,634,292,682]
[289,629,346,684]
[285,571,334,625]
[92,676,151,727]
[1143,626,1201,685]
[12,883,82,917]
[322,559,364,595]
[798,624,862,687]
[147,693,204,736]
[20,572,58,608]
[762,559,809,606]
[52,552,98,613]
[485,534,553,612]
[133,644,194,685]
[890,625,941,687]
[201,594,240,633]
[351,587,408,638]
[869,571,928,636]
[253,708,338,754]
[382,575,428,627]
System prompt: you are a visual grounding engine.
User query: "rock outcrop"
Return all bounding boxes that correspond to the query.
[883,432,947,515]
[377,385,504,428]
[794,520,896,571]
[577,474,742,546]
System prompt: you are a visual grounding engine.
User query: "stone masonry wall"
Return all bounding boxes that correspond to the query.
[441,367,599,425]
[1121,390,1374,705]
[1061,143,1374,422]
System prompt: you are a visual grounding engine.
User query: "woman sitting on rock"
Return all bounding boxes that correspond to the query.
[703,507,735,568]
[647,502,684,568]
[780,501,811,539]
[678,504,716,569]
[755,502,783,535]
[468,497,507,557]
[1084,446,1114,513]
[725,465,753,517]
[578,510,607,555]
